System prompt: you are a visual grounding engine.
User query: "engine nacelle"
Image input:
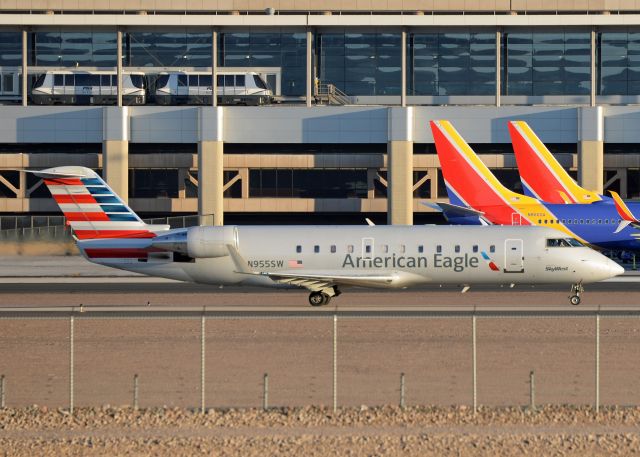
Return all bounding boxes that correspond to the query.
[151,226,236,259]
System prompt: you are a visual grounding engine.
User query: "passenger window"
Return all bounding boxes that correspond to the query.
[436,245,442,253]
[54,74,63,86]
[490,245,495,253]
[472,245,478,253]
[418,245,424,253]
[455,245,460,253]
[314,245,319,253]
[2,74,11,92]
[217,75,224,86]
[296,245,301,253]
[400,245,405,253]
[382,245,388,253]
[225,75,234,86]
[330,245,336,253]
[592,219,596,224]
[100,75,110,86]
[64,74,74,86]
[200,75,212,86]
[347,245,354,253]
[365,245,371,254]
[537,220,541,224]
[235,75,245,86]
[598,219,602,224]
[189,75,198,86]
[178,74,188,87]
[580,219,584,224]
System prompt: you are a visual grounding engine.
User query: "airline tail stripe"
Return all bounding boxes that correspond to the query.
[53,194,97,204]
[64,212,111,222]
[610,191,637,222]
[75,230,156,240]
[69,221,147,229]
[58,203,104,212]
[84,248,161,259]
[47,186,91,195]
[43,178,84,186]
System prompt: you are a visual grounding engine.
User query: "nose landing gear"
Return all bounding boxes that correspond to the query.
[569,283,584,306]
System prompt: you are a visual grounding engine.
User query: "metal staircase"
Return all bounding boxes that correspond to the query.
[315,83,353,105]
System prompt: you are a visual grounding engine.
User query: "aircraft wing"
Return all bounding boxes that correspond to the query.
[254,271,396,291]
[225,243,396,292]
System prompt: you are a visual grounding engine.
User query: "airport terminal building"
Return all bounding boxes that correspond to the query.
[3,1,640,226]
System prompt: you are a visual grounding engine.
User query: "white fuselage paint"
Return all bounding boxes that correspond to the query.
[77,225,622,289]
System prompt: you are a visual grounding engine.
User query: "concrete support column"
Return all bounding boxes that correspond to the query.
[578,106,604,194]
[198,107,224,226]
[401,28,407,107]
[387,107,414,225]
[496,29,501,107]
[117,28,123,108]
[21,28,27,107]
[306,28,313,107]
[102,106,130,202]
[590,27,597,107]
[212,29,218,107]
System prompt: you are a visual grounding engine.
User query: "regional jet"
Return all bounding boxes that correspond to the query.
[34,166,622,306]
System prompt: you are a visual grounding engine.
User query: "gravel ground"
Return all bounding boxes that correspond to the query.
[0,405,639,456]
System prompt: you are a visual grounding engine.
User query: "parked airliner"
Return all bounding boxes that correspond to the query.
[508,120,604,204]
[34,166,622,306]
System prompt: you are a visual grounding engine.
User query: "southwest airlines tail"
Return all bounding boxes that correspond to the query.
[508,120,602,204]
[430,120,541,226]
[34,166,168,240]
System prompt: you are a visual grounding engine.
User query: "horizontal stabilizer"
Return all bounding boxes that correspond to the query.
[422,201,484,217]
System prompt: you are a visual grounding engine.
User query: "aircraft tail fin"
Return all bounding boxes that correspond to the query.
[430,120,535,225]
[610,190,640,233]
[32,166,169,240]
[508,120,602,204]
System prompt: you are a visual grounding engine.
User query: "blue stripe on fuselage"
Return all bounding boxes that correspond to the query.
[542,200,640,250]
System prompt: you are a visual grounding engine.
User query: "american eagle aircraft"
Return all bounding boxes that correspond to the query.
[33,166,622,306]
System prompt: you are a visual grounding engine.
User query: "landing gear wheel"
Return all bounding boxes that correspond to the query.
[568,283,584,306]
[309,292,330,307]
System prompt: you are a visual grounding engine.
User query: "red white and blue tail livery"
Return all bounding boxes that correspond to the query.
[34,166,168,240]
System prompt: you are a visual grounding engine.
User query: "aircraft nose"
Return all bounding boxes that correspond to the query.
[609,259,625,277]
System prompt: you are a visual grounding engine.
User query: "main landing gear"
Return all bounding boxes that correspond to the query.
[569,283,584,306]
[308,287,341,307]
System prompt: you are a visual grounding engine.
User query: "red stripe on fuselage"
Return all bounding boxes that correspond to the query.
[54,194,97,204]
[44,178,84,186]
[64,212,110,222]
[74,230,156,240]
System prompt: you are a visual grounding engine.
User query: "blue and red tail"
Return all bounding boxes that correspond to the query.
[34,166,168,240]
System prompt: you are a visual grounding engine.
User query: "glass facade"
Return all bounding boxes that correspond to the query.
[318,32,401,96]
[249,169,367,198]
[502,32,591,95]
[127,31,211,67]
[219,32,306,96]
[409,32,495,96]
[30,31,117,66]
[0,32,21,66]
[598,31,640,95]
[129,169,179,198]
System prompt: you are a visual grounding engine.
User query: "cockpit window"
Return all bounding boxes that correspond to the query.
[546,238,582,248]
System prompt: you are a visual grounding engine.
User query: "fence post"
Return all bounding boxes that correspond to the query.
[333,314,337,413]
[400,373,405,409]
[133,374,139,410]
[595,312,600,414]
[69,314,74,415]
[263,373,269,411]
[201,313,206,414]
[0,375,5,408]
[529,370,535,411]
[472,314,477,414]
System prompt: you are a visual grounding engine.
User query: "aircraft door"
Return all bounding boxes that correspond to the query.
[511,213,523,225]
[504,239,524,273]
[362,238,374,259]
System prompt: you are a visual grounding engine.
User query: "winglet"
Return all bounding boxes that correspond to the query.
[610,190,639,233]
[365,218,375,226]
